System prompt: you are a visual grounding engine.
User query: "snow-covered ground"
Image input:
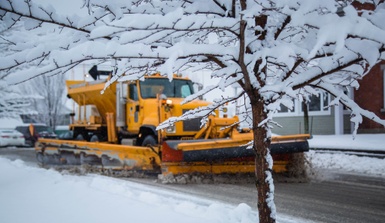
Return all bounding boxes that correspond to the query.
[0,157,252,223]
[307,134,385,177]
[0,157,307,223]
[307,150,385,177]
[0,134,384,223]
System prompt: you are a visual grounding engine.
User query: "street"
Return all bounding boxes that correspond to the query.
[1,147,384,223]
[128,171,385,223]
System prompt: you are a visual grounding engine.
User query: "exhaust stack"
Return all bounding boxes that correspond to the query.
[116,82,126,127]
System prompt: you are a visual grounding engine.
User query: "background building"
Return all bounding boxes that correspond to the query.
[273,62,385,135]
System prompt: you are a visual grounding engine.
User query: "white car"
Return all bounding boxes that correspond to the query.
[0,129,25,147]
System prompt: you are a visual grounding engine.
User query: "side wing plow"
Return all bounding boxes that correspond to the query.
[161,134,310,176]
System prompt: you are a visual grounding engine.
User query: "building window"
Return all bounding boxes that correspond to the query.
[278,99,295,114]
[302,91,329,113]
[275,90,330,117]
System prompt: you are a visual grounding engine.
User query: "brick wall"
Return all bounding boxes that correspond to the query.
[355,62,385,133]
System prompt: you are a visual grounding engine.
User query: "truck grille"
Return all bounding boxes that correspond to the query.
[182,110,201,132]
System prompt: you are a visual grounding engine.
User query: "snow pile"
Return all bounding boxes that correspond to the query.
[307,150,385,177]
[0,157,257,223]
[308,134,385,177]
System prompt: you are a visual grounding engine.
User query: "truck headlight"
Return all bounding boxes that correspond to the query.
[163,99,173,112]
[161,98,173,106]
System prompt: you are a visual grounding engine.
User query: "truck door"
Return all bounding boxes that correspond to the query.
[126,83,141,133]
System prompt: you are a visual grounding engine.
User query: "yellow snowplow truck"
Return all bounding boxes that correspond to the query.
[35,72,310,177]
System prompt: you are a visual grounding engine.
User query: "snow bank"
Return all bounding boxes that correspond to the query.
[308,134,385,177]
[307,150,385,177]
[0,157,258,223]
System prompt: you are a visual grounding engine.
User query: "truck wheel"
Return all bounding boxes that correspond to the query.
[141,135,157,146]
[76,134,85,140]
[75,132,89,141]
[90,135,99,142]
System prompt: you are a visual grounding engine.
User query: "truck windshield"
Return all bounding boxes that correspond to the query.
[140,78,194,99]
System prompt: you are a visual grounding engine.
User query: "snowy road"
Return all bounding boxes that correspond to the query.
[1,147,385,223]
[128,171,385,223]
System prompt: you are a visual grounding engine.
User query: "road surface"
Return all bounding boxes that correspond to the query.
[1,147,384,223]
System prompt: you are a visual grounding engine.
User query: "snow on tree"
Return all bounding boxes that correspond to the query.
[18,73,67,129]
[0,79,32,118]
[0,22,36,119]
[2,0,385,222]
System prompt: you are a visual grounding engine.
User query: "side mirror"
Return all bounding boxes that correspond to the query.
[159,94,167,100]
[193,82,203,91]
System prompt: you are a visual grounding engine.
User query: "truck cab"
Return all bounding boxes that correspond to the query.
[123,74,210,146]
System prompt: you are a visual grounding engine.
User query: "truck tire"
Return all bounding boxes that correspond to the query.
[141,135,157,146]
[76,134,84,140]
[75,132,88,141]
[90,135,99,142]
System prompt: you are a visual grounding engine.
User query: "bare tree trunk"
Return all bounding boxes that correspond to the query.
[252,96,276,223]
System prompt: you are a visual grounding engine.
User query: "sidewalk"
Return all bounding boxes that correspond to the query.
[308,134,385,152]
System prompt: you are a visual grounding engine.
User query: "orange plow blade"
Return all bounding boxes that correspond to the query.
[161,134,310,176]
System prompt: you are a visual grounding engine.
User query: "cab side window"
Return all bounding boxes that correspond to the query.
[129,84,138,101]
[181,85,192,98]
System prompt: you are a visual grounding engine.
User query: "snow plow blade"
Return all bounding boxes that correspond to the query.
[161,134,310,176]
[35,139,161,174]
[35,134,309,178]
